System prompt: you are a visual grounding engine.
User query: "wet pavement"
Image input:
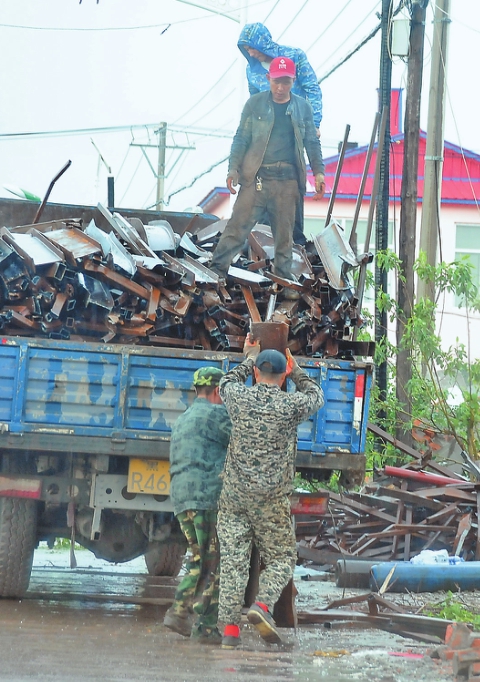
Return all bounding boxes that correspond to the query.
[0,546,455,682]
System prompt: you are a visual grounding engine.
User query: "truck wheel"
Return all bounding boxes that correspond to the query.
[0,496,38,598]
[144,541,185,577]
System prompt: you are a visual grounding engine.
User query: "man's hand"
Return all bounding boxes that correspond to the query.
[243,332,260,360]
[226,170,239,195]
[316,127,321,139]
[285,348,298,377]
[313,173,325,200]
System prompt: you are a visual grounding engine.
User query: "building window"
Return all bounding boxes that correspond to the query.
[455,224,480,308]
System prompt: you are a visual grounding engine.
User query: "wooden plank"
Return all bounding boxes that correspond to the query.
[404,506,413,561]
[367,421,466,480]
[415,487,476,503]
[391,494,405,559]
[329,493,397,524]
[417,503,459,524]
[373,486,444,511]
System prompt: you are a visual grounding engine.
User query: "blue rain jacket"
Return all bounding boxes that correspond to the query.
[238,23,323,128]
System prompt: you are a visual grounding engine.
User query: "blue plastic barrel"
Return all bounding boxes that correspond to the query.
[370,561,480,593]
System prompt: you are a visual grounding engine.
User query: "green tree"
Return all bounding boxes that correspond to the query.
[366,251,480,464]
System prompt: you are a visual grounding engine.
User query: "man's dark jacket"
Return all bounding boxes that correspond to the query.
[228,90,325,194]
[169,398,231,516]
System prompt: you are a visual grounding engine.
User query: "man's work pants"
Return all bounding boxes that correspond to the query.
[171,509,220,630]
[210,179,298,280]
[217,494,296,626]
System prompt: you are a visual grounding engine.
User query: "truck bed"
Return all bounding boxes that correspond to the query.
[0,336,372,473]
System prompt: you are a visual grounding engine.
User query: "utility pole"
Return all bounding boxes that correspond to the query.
[396,0,428,447]
[156,122,167,211]
[418,0,451,302]
[375,0,393,420]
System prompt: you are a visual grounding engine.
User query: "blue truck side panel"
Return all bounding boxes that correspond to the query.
[0,337,372,461]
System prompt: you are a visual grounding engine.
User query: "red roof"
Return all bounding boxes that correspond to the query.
[309,132,480,205]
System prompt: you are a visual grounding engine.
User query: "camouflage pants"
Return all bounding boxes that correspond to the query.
[217,494,296,626]
[171,509,220,630]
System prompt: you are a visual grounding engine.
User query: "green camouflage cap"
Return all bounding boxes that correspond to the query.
[193,366,225,387]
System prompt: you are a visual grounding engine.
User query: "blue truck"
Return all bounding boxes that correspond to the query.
[0,198,373,598]
[0,334,372,597]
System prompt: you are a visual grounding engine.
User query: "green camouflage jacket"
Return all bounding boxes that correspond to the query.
[169,398,232,515]
[219,358,324,501]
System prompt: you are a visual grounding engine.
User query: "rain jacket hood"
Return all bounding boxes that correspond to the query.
[237,23,323,127]
[238,22,278,60]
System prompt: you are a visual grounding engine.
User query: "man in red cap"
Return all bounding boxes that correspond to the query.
[209,56,325,294]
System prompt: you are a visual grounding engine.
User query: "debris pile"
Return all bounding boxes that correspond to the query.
[0,205,373,358]
[298,423,480,565]
[430,622,480,680]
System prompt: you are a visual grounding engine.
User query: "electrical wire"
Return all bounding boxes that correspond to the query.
[172,61,237,125]
[315,0,382,76]
[276,0,309,41]
[262,0,281,24]
[316,0,406,83]
[164,154,229,206]
[0,0,273,32]
[305,0,355,53]
[118,153,144,206]
[188,88,237,128]
[0,122,234,140]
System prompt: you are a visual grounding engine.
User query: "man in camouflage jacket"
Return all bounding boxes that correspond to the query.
[163,366,231,643]
[217,339,324,648]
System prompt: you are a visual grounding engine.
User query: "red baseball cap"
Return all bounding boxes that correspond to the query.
[269,56,296,79]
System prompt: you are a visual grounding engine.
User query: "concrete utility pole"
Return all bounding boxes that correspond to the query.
[418,0,451,301]
[396,0,428,447]
[130,125,195,210]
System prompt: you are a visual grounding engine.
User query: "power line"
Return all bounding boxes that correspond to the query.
[164,154,229,206]
[262,0,281,23]
[315,0,381,75]
[276,0,309,40]
[188,88,237,128]
[0,122,234,140]
[173,60,237,125]
[317,0,406,83]
[305,0,355,53]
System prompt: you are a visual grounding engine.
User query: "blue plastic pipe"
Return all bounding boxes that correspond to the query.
[370,561,480,593]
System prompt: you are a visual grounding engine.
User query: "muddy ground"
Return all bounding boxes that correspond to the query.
[0,545,465,681]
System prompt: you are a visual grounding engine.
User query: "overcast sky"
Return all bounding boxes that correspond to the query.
[0,0,478,215]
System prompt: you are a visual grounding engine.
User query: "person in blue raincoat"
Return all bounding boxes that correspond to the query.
[237,23,324,245]
[238,22,323,133]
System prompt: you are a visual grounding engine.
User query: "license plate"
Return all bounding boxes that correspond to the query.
[127,458,170,495]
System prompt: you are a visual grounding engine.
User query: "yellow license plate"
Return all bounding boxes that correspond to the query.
[127,458,171,495]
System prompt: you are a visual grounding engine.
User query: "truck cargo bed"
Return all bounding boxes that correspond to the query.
[0,336,372,473]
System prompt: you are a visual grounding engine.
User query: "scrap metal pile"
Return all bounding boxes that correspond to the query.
[298,424,480,565]
[0,204,373,358]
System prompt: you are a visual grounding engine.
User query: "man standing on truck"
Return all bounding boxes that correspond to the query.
[237,22,323,246]
[217,339,324,649]
[209,56,325,290]
[238,23,323,133]
[163,366,231,644]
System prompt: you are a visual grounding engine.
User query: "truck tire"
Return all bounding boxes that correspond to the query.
[0,496,38,598]
[144,541,185,577]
